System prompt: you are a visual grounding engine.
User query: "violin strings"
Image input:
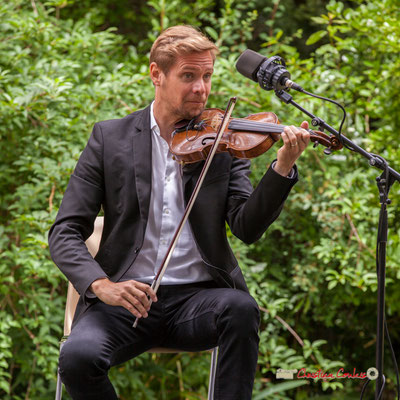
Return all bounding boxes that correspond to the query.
[229,119,285,133]
[198,116,282,131]
[229,120,320,138]
[196,117,321,138]
[199,116,284,133]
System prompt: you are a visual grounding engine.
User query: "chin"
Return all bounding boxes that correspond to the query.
[183,104,205,119]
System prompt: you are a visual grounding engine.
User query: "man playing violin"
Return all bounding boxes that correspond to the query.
[49,25,310,400]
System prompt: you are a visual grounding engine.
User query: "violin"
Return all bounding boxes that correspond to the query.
[170,108,343,164]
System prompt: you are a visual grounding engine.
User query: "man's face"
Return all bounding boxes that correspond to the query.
[152,50,214,122]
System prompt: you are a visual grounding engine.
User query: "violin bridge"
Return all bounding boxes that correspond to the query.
[211,114,223,131]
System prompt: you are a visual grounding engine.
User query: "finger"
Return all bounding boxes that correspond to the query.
[123,292,149,317]
[298,123,310,147]
[283,126,299,148]
[292,127,310,148]
[120,299,143,318]
[124,281,152,309]
[281,131,290,147]
[136,282,158,303]
[300,129,310,145]
[294,128,308,146]
[121,283,151,313]
[300,120,309,130]
[131,287,152,311]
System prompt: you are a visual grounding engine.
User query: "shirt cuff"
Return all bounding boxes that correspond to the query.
[271,161,296,179]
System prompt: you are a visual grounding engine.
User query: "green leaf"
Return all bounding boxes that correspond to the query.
[306,30,328,45]
[0,379,10,394]
[204,26,218,41]
[328,280,338,290]
[253,380,309,399]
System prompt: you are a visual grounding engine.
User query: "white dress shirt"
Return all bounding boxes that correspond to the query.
[122,102,213,284]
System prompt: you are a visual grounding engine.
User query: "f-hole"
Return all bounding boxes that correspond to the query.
[201,136,216,145]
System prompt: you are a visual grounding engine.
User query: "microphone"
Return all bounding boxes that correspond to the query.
[236,49,303,92]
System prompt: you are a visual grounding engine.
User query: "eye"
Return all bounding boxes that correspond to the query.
[204,73,212,81]
[183,72,193,79]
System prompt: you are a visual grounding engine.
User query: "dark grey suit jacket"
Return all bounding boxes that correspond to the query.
[48,105,298,321]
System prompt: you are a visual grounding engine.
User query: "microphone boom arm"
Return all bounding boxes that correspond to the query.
[275,89,400,181]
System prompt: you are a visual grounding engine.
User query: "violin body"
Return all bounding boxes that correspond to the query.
[171,108,279,163]
[170,108,342,164]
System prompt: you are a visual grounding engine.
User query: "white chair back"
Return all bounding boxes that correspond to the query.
[63,217,104,336]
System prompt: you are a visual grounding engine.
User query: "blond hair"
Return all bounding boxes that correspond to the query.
[150,25,219,73]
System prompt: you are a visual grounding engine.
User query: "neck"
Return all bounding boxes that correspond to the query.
[153,99,178,144]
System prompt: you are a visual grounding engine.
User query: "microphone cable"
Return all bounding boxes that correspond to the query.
[294,88,351,151]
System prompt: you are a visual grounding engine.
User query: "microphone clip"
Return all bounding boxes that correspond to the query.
[257,56,291,91]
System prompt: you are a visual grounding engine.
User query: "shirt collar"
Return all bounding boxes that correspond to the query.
[150,101,160,136]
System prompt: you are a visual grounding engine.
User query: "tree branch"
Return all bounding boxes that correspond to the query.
[259,306,318,364]
[49,183,56,212]
[31,0,38,17]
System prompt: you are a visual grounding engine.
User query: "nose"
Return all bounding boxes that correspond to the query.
[192,78,206,95]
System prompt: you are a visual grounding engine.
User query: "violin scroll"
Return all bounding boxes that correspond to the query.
[308,129,343,151]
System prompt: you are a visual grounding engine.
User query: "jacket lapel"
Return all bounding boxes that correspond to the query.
[132,105,152,237]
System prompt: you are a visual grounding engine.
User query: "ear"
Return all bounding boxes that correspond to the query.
[150,62,163,86]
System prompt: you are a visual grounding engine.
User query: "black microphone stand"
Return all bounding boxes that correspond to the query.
[274,89,400,399]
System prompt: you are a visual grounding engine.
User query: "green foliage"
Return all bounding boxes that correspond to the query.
[1,0,400,399]
[229,0,400,398]
[0,1,152,398]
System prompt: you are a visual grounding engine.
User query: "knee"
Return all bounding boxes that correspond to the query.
[219,291,260,336]
[59,338,109,384]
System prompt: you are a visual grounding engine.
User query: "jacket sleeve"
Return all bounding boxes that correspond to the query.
[226,157,298,244]
[48,123,107,301]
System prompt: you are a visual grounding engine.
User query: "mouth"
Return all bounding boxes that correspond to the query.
[187,99,205,104]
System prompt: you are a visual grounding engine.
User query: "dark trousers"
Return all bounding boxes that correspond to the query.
[59,281,260,400]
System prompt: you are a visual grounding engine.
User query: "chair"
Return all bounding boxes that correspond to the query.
[55,217,218,400]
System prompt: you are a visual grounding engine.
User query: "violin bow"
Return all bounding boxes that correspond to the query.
[133,97,237,328]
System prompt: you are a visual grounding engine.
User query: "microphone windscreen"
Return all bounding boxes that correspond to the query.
[236,49,267,82]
